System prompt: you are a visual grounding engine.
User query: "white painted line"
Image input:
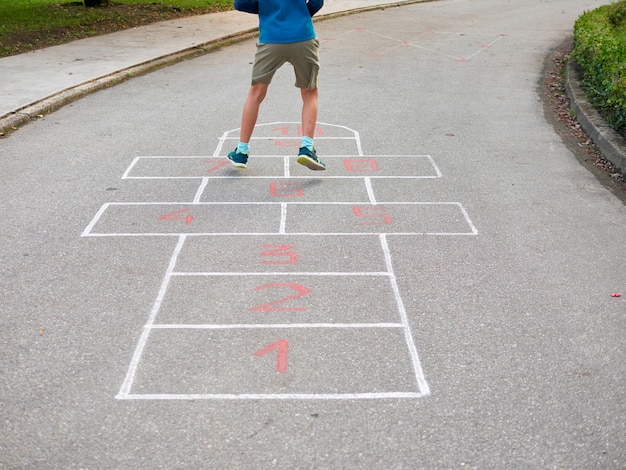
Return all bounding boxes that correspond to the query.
[123,175,441,180]
[121,157,141,180]
[171,272,390,276]
[279,202,287,234]
[464,33,506,61]
[149,323,405,329]
[116,392,426,400]
[193,177,209,204]
[365,177,377,204]
[84,231,478,237]
[214,129,229,157]
[457,203,479,235]
[380,234,431,397]
[125,154,435,158]
[86,201,465,206]
[117,234,187,397]
[81,202,110,237]
[220,136,358,141]
[426,155,443,178]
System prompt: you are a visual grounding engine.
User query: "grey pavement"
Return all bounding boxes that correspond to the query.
[1,0,626,468]
[0,0,425,134]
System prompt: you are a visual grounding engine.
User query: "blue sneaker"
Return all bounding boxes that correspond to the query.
[297,147,326,171]
[227,149,248,168]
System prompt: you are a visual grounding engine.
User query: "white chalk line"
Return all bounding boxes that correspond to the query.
[117,234,187,397]
[85,231,478,237]
[84,201,470,206]
[379,234,431,396]
[123,175,441,180]
[149,323,404,330]
[171,272,391,277]
[365,177,377,204]
[192,177,209,204]
[116,392,426,400]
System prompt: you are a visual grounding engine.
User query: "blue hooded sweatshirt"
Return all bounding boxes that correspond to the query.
[234,0,324,44]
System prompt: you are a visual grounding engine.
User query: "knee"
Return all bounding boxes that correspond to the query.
[301,87,318,101]
[249,83,268,103]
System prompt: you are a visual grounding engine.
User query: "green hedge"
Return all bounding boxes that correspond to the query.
[571,0,626,138]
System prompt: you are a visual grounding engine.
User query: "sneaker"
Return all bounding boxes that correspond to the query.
[297,147,326,171]
[227,149,248,168]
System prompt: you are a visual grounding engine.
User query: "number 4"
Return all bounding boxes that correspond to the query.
[352,206,392,225]
[157,208,193,225]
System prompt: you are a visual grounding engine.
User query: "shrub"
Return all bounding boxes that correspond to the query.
[572,0,626,138]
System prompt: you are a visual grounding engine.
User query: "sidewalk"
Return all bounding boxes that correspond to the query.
[0,0,424,135]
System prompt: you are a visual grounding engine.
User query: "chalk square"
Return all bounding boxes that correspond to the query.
[157,274,402,325]
[130,328,420,396]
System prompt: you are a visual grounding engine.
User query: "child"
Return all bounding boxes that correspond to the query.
[228,0,326,170]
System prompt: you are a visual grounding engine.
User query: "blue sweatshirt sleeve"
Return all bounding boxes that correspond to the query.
[307,0,324,16]
[234,0,259,14]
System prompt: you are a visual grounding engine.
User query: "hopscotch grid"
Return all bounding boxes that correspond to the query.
[98,122,477,401]
[354,28,507,62]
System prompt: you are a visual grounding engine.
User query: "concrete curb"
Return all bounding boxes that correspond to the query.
[0,29,259,136]
[565,60,626,175]
[0,0,431,136]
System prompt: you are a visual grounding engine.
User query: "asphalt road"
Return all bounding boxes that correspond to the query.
[1,0,625,467]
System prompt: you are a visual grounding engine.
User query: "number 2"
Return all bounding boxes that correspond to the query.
[250,283,311,312]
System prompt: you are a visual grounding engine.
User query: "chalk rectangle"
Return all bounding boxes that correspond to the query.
[123,156,439,179]
[176,234,388,273]
[157,274,400,325]
[82,202,476,236]
[127,328,420,396]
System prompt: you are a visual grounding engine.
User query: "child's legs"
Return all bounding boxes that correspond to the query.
[300,87,318,139]
[240,83,269,143]
[239,43,284,143]
[290,39,320,139]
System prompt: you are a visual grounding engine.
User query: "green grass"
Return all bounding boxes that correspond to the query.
[0,0,232,57]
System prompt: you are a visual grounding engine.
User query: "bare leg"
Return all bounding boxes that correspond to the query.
[239,83,269,143]
[300,87,319,138]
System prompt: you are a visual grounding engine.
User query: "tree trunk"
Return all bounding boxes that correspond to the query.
[84,0,108,6]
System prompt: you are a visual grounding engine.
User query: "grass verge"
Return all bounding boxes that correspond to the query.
[0,0,232,57]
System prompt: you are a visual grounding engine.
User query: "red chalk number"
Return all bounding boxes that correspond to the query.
[269,182,304,197]
[250,283,311,312]
[255,340,289,373]
[157,208,193,225]
[260,244,297,265]
[343,159,379,172]
[352,206,392,225]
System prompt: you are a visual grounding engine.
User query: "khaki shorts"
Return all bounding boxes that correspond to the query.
[251,39,320,89]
